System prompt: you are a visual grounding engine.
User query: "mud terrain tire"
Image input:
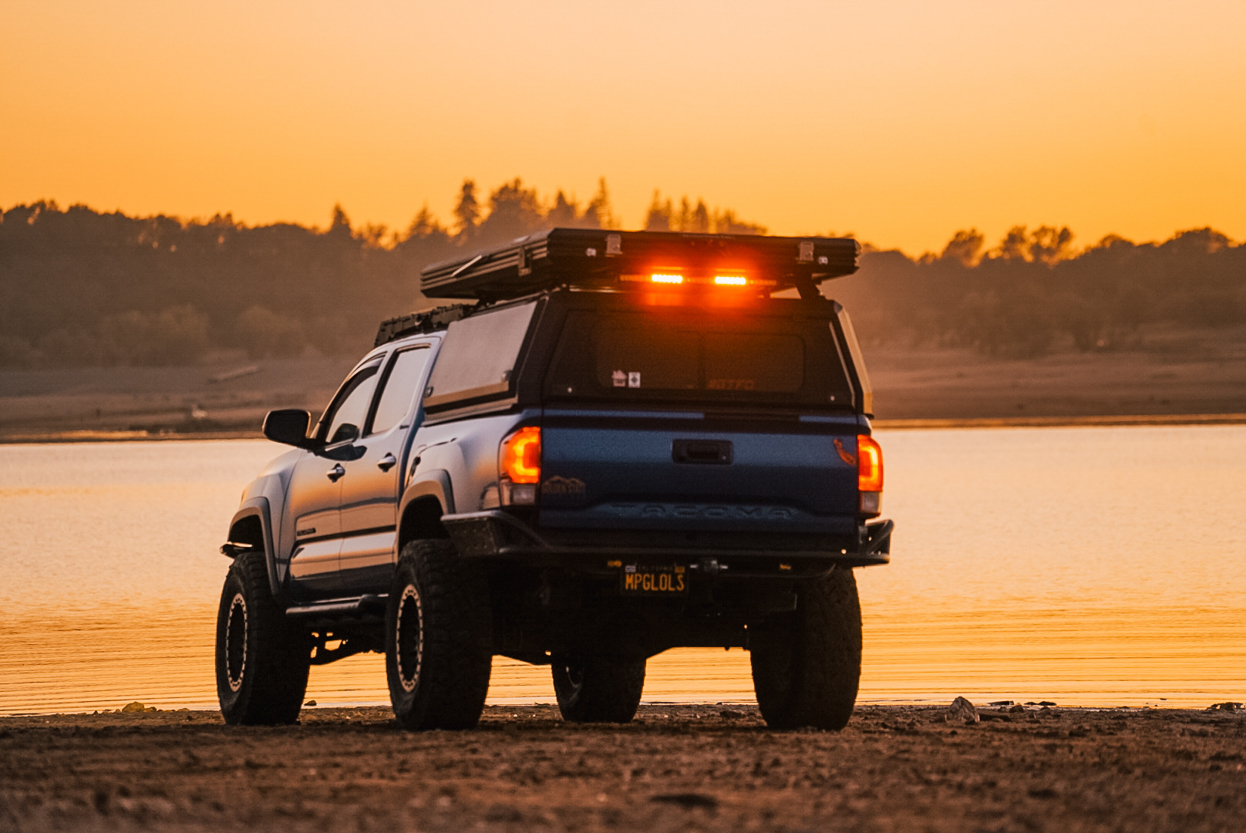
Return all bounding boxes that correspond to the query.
[385,539,493,730]
[552,655,646,723]
[215,551,312,725]
[749,566,862,730]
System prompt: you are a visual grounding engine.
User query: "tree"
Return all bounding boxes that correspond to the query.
[713,209,766,236]
[547,191,580,227]
[328,204,352,238]
[453,180,481,241]
[1028,226,1074,265]
[995,226,1029,261]
[581,178,615,229]
[479,178,544,244]
[403,205,445,242]
[940,229,985,266]
[644,191,673,232]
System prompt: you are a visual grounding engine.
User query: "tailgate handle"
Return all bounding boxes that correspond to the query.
[672,439,733,465]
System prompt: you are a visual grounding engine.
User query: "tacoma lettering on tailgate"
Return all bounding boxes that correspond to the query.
[603,503,794,521]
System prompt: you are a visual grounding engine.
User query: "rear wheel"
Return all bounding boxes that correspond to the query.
[551,654,646,723]
[385,539,493,730]
[749,566,862,730]
[215,551,311,725]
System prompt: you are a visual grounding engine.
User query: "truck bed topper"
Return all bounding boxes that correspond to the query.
[420,228,859,301]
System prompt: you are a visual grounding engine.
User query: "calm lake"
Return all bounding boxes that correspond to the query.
[2,425,1243,715]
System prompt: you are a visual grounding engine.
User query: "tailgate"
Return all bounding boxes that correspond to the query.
[537,413,861,535]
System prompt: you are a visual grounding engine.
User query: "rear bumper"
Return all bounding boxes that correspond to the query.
[440,510,892,571]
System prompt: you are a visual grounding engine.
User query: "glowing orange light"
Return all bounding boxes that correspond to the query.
[714,275,748,286]
[857,434,883,492]
[501,426,541,484]
[650,273,684,284]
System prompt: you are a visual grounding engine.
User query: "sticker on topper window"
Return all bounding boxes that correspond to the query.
[612,370,642,388]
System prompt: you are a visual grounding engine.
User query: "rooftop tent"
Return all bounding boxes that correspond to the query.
[419,228,860,301]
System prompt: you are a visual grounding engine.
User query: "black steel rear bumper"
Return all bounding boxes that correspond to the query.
[440,510,893,572]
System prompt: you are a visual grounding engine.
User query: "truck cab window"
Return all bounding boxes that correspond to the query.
[323,362,381,445]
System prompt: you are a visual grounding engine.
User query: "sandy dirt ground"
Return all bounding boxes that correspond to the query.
[864,336,1246,422]
[3,704,1244,832]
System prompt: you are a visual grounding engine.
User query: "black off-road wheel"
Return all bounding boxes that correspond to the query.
[749,566,862,730]
[215,551,312,725]
[385,539,493,730]
[551,654,646,723]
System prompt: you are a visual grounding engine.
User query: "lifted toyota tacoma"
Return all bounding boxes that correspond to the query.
[216,228,893,730]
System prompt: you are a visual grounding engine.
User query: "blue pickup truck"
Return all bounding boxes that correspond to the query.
[216,229,893,731]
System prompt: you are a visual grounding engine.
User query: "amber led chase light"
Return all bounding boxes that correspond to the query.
[648,273,684,284]
[620,270,776,289]
[500,426,541,505]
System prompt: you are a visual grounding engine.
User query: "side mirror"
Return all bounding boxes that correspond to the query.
[262,409,317,449]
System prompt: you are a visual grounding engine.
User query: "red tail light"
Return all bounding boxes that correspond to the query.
[501,426,541,484]
[857,434,883,517]
[857,434,883,491]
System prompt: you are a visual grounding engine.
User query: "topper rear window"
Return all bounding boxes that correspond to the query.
[544,311,852,407]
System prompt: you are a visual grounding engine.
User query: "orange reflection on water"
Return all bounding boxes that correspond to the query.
[1,427,1244,715]
[4,602,1242,714]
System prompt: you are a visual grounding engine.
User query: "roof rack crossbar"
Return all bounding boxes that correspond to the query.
[374,303,476,347]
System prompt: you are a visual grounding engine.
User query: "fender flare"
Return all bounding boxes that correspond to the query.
[226,497,283,600]
[396,470,455,548]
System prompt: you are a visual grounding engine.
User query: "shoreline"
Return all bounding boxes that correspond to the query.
[2,702,1229,719]
[4,411,1246,444]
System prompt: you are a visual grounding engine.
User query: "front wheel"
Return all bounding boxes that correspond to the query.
[551,654,646,723]
[215,551,311,725]
[385,539,493,730]
[749,566,862,730]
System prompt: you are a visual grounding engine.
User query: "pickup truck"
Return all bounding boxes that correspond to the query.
[215,228,893,731]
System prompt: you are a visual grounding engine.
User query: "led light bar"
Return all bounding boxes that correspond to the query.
[618,272,777,288]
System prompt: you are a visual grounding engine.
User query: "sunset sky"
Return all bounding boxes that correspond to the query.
[3,0,1244,254]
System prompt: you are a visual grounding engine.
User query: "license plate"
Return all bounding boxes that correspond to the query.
[620,564,688,596]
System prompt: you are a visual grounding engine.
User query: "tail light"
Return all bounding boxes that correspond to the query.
[857,434,883,517]
[500,426,541,505]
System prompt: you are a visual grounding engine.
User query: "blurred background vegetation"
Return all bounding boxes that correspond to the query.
[2,178,1242,369]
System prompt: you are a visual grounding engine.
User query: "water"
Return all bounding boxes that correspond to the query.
[1,427,1243,714]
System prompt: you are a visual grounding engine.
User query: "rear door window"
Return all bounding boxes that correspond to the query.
[368,346,432,435]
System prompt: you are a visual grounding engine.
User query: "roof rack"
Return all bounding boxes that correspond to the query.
[374,303,476,347]
[420,228,859,301]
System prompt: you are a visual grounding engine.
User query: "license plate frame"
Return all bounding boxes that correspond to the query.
[619,564,688,596]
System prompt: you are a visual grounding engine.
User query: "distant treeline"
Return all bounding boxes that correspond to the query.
[0,180,765,368]
[835,226,1245,357]
[1,181,1242,368]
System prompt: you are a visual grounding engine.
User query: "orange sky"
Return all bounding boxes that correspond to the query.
[3,0,1244,255]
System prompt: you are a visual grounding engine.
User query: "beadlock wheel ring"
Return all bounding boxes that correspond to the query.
[225,593,248,692]
[395,583,424,693]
